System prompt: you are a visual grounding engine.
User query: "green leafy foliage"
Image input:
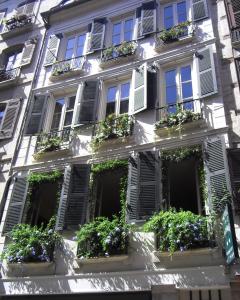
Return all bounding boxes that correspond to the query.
[76,216,129,258]
[161,145,202,163]
[91,114,133,150]
[27,170,63,185]
[2,217,62,263]
[91,159,128,175]
[102,41,137,61]
[143,209,211,254]
[157,21,192,43]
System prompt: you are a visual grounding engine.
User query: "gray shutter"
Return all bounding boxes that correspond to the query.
[141,1,156,35]
[127,155,139,222]
[0,9,6,25]
[65,165,90,228]
[204,136,230,212]
[0,99,21,139]
[44,35,60,66]
[26,95,47,135]
[131,63,147,114]
[192,0,208,22]
[89,18,106,51]
[138,151,159,219]
[232,0,240,27]
[75,80,99,124]
[20,39,37,67]
[196,47,217,98]
[228,149,240,212]
[3,177,28,234]
[127,151,159,222]
[56,166,71,231]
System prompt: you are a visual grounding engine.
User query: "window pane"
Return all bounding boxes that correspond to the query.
[65,49,73,60]
[180,66,191,82]
[112,35,121,45]
[0,104,6,126]
[165,70,177,105]
[182,82,193,99]
[177,1,187,23]
[64,111,73,126]
[113,23,121,35]
[120,99,129,114]
[121,83,130,99]
[65,38,75,59]
[76,34,86,56]
[112,23,121,45]
[164,6,174,29]
[66,38,75,50]
[124,19,133,41]
[51,99,64,130]
[68,96,76,109]
[124,31,132,42]
[107,86,117,103]
[165,69,176,86]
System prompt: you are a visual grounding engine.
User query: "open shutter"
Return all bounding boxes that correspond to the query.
[131,63,147,114]
[204,136,230,213]
[3,177,28,234]
[26,95,47,134]
[0,9,7,26]
[75,80,99,124]
[65,165,90,228]
[141,1,156,35]
[89,18,106,52]
[228,149,240,212]
[20,39,37,67]
[227,0,240,28]
[44,35,60,66]
[0,99,21,139]
[192,0,208,22]
[127,151,160,222]
[195,46,217,98]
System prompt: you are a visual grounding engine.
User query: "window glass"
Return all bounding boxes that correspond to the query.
[165,69,177,113]
[65,38,75,60]
[76,34,86,57]
[51,99,64,131]
[164,6,174,29]
[6,51,22,70]
[177,1,187,23]
[0,103,6,126]
[120,82,130,114]
[64,96,75,128]
[106,86,117,116]
[112,23,121,45]
[124,19,133,42]
[180,65,193,109]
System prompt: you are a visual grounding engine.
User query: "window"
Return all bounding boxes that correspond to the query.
[112,18,134,45]
[51,96,76,131]
[5,51,22,70]
[106,81,130,117]
[0,103,6,126]
[65,33,86,59]
[163,1,187,29]
[164,64,193,112]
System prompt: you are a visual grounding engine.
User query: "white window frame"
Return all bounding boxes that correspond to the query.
[50,94,76,132]
[111,16,135,45]
[161,0,191,30]
[64,32,87,60]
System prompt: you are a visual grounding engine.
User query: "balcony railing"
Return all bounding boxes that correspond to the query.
[2,14,34,35]
[51,56,85,78]
[231,27,240,45]
[99,41,137,67]
[155,99,203,129]
[0,67,20,83]
[35,128,73,154]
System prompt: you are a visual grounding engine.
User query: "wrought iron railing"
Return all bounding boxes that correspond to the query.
[0,67,21,83]
[35,128,73,153]
[51,56,85,77]
[100,41,137,63]
[231,27,240,44]
[3,14,34,32]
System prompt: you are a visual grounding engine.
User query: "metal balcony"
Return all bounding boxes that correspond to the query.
[0,68,21,87]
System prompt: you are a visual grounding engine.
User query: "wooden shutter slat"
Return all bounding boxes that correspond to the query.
[26,95,47,134]
[89,19,106,51]
[20,39,37,67]
[131,63,147,114]
[192,0,208,22]
[44,35,60,66]
[0,99,21,139]
[3,177,28,234]
[127,156,139,221]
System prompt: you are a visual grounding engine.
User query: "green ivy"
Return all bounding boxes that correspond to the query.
[120,175,128,225]
[143,209,211,254]
[157,21,192,43]
[27,170,63,185]
[91,159,128,175]
[161,145,202,163]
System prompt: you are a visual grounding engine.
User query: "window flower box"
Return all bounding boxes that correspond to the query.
[73,255,128,270]
[1,14,34,39]
[155,21,195,52]
[99,41,137,68]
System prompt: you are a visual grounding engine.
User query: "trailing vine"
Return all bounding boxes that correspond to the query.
[120,176,128,225]
[161,145,202,163]
[27,170,63,185]
[91,159,128,175]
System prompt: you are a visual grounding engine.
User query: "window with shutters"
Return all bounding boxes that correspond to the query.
[136,1,157,37]
[111,17,134,45]
[0,46,22,83]
[162,1,189,29]
[15,0,36,16]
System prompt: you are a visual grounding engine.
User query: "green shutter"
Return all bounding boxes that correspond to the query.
[0,99,21,139]
[131,63,147,114]
[75,80,99,124]
[3,177,28,234]
[192,0,208,21]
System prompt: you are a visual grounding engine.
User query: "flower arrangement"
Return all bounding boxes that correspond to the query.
[143,209,212,254]
[155,107,202,130]
[52,62,71,76]
[157,21,192,43]
[102,41,137,62]
[37,136,62,153]
[2,217,62,263]
[75,216,129,258]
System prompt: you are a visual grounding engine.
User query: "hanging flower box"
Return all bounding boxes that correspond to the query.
[99,41,137,68]
[155,21,195,52]
[2,14,34,38]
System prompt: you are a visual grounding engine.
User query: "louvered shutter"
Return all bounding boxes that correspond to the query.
[89,18,106,52]
[44,35,60,66]
[204,136,230,212]
[228,149,240,212]
[0,9,6,25]
[131,63,148,114]
[20,39,37,67]
[136,7,142,38]
[192,0,208,21]
[127,155,139,222]
[3,177,28,234]
[227,0,240,28]
[195,47,217,98]
[26,95,47,134]
[65,165,90,228]
[0,99,21,139]
[141,1,156,35]
[75,80,99,124]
